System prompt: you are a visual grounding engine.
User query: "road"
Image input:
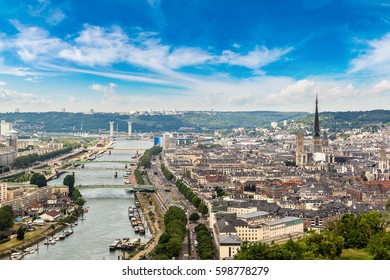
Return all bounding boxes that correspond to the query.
[146,157,202,260]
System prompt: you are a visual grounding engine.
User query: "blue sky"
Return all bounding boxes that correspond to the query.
[0,0,390,112]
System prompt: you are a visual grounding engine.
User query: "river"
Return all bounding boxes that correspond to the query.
[23,138,154,260]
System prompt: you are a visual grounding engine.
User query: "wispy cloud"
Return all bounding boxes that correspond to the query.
[218,46,293,70]
[1,23,291,77]
[349,32,390,74]
[0,81,6,86]
[28,0,66,26]
[0,87,43,105]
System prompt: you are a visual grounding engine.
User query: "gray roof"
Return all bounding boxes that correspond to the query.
[238,211,270,220]
[264,216,303,226]
[219,234,242,245]
[217,219,237,233]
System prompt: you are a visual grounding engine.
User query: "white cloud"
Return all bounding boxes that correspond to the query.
[218,45,293,70]
[0,81,6,86]
[24,76,41,83]
[90,82,117,96]
[46,8,66,25]
[350,33,390,74]
[263,79,316,105]
[10,20,67,63]
[0,88,41,105]
[373,79,390,94]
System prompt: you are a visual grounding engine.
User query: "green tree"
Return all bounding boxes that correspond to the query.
[16,226,25,240]
[63,174,75,195]
[368,232,390,260]
[189,212,200,222]
[386,197,390,212]
[30,173,47,188]
[197,202,208,215]
[0,205,14,231]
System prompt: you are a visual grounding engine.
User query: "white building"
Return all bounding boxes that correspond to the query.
[0,120,12,136]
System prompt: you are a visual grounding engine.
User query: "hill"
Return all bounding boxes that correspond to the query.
[297,110,390,132]
[0,111,307,133]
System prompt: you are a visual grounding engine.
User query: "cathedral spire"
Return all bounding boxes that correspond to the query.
[314,94,320,137]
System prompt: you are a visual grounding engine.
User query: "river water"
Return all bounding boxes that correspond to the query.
[23,138,154,260]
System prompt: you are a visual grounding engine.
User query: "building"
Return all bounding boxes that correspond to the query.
[295,96,334,168]
[0,120,12,136]
[219,234,242,260]
[0,148,17,166]
[109,121,114,137]
[127,121,133,137]
[0,182,7,202]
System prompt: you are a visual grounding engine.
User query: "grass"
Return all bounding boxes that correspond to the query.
[337,248,374,260]
[0,227,48,251]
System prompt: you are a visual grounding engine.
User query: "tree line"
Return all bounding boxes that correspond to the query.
[195,224,215,259]
[12,146,74,169]
[138,146,162,168]
[176,179,208,215]
[154,206,187,260]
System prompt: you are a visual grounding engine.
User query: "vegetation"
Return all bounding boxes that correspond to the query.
[63,174,76,196]
[176,179,208,215]
[139,146,162,168]
[195,224,214,259]
[12,147,74,169]
[161,164,174,180]
[189,212,200,222]
[234,211,388,260]
[16,226,25,240]
[29,173,47,187]
[134,169,145,185]
[71,189,85,207]
[296,110,390,132]
[154,206,187,260]
[0,205,14,231]
[1,111,309,133]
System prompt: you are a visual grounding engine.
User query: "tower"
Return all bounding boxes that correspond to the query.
[8,129,18,151]
[109,121,114,137]
[127,121,132,137]
[379,142,388,172]
[312,95,322,153]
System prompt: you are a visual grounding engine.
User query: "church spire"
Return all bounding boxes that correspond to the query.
[314,94,320,137]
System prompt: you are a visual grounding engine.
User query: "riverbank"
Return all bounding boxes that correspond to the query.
[0,223,67,259]
[130,192,164,260]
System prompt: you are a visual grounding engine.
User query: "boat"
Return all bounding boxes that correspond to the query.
[109,239,121,250]
[134,226,139,233]
[138,225,145,234]
[64,229,73,236]
[81,217,87,221]
[58,233,66,240]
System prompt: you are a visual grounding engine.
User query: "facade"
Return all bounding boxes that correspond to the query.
[0,120,12,136]
[0,186,56,210]
[0,148,17,166]
[0,182,7,202]
[219,234,242,260]
[295,96,334,168]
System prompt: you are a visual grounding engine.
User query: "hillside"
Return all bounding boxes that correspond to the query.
[297,110,390,132]
[0,111,307,133]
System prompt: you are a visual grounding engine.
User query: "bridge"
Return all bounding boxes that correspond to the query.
[75,184,155,192]
[74,160,136,164]
[106,148,146,152]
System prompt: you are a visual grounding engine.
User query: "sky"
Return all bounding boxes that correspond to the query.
[0,0,390,113]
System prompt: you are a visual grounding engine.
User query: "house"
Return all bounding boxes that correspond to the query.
[39,210,62,222]
[219,234,242,260]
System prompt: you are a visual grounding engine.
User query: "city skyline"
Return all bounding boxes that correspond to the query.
[0,0,390,112]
